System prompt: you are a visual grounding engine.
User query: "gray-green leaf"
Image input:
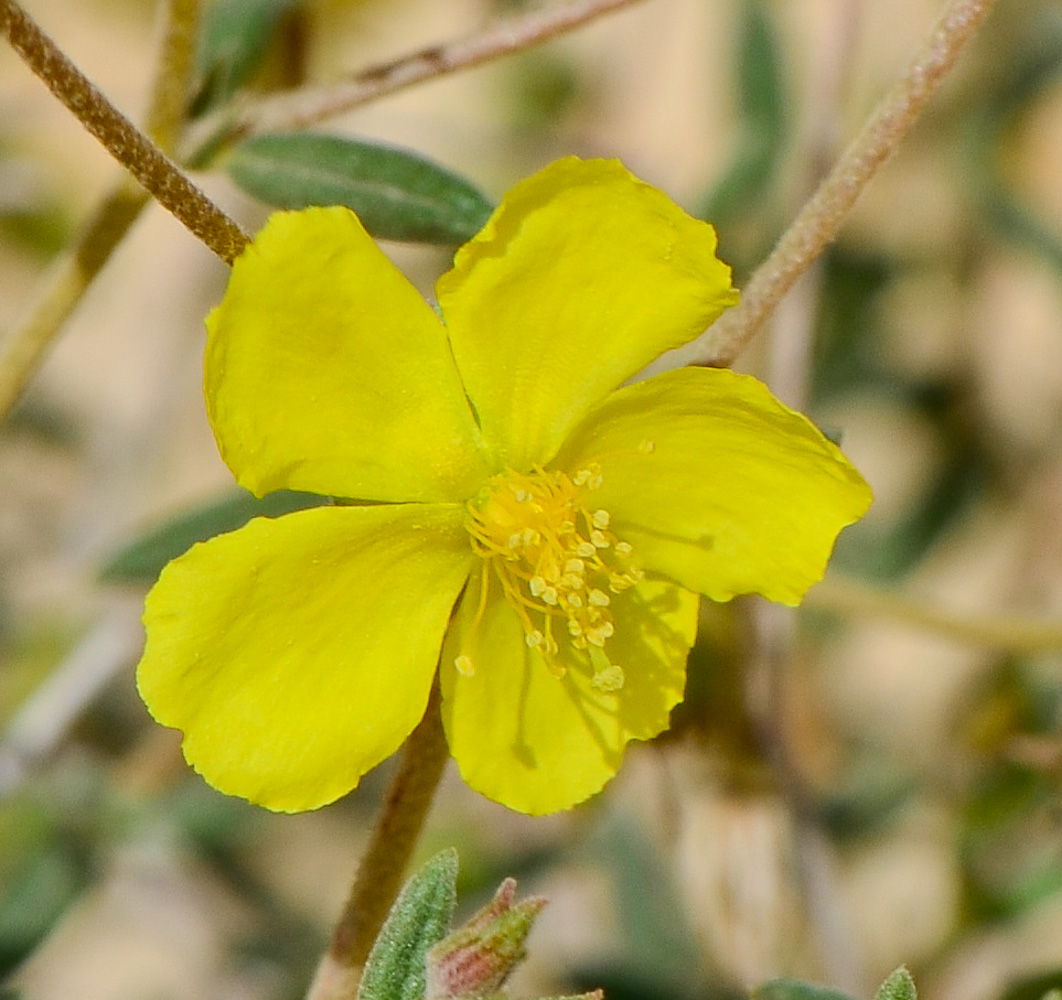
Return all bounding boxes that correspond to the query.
[358,851,459,1000]
[226,133,495,244]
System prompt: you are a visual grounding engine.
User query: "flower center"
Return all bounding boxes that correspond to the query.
[459,465,642,691]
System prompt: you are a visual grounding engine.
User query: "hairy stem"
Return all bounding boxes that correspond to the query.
[306,685,450,1000]
[212,0,645,143]
[692,0,1001,367]
[0,0,248,263]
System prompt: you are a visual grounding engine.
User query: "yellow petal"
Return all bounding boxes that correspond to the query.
[137,503,473,812]
[440,575,697,815]
[206,207,490,502]
[436,158,739,471]
[554,367,872,605]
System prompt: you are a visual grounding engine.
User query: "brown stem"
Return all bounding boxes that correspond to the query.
[214,0,645,142]
[691,0,1001,367]
[0,0,248,263]
[306,684,450,1000]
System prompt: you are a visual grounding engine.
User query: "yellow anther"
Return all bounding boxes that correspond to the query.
[592,665,625,692]
[464,465,639,683]
[455,654,475,676]
[638,439,655,454]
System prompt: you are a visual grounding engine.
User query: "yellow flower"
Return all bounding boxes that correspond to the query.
[136,157,871,815]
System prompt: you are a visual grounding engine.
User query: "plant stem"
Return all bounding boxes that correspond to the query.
[214,0,645,142]
[144,0,201,151]
[806,573,1062,652]
[0,0,207,424]
[306,685,450,1000]
[691,0,1001,367]
[0,0,248,264]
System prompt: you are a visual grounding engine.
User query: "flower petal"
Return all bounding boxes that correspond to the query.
[206,207,490,502]
[554,367,872,605]
[440,575,697,815]
[137,503,474,812]
[436,158,739,471]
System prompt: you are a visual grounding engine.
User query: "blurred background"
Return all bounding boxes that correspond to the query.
[2,0,1062,998]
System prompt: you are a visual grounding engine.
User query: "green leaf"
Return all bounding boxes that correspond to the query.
[193,0,303,115]
[874,968,916,1000]
[359,850,459,1000]
[754,981,857,1000]
[100,489,328,584]
[225,133,495,243]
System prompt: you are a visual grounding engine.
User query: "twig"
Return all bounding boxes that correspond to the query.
[143,0,201,151]
[691,0,1001,367]
[214,0,646,142]
[805,574,1062,652]
[0,599,146,802]
[306,684,450,1000]
[0,0,207,424]
[0,0,248,263]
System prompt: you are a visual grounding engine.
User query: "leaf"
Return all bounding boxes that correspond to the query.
[754,980,857,1000]
[359,851,459,1000]
[100,489,328,584]
[874,968,916,1000]
[193,0,303,115]
[225,133,495,243]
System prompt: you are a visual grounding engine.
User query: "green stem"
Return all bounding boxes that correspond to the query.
[144,0,201,150]
[691,0,1001,367]
[0,0,248,263]
[306,684,450,1000]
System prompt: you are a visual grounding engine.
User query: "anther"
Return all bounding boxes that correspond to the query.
[592,510,611,529]
[530,576,547,597]
[455,654,475,676]
[591,530,609,548]
[614,541,633,557]
[592,665,625,692]
[526,630,544,647]
[576,541,596,558]
[588,589,610,607]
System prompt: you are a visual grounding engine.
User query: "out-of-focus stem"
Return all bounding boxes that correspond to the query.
[806,574,1062,652]
[692,0,1001,367]
[0,180,149,422]
[144,0,201,151]
[0,0,248,264]
[306,685,450,1000]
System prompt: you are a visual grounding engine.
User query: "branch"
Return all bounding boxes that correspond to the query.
[805,574,1062,652]
[216,0,645,142]
[0,0,248,263]
[691,0,1001,367]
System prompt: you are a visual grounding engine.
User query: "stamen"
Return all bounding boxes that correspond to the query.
[463,465,639,687]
